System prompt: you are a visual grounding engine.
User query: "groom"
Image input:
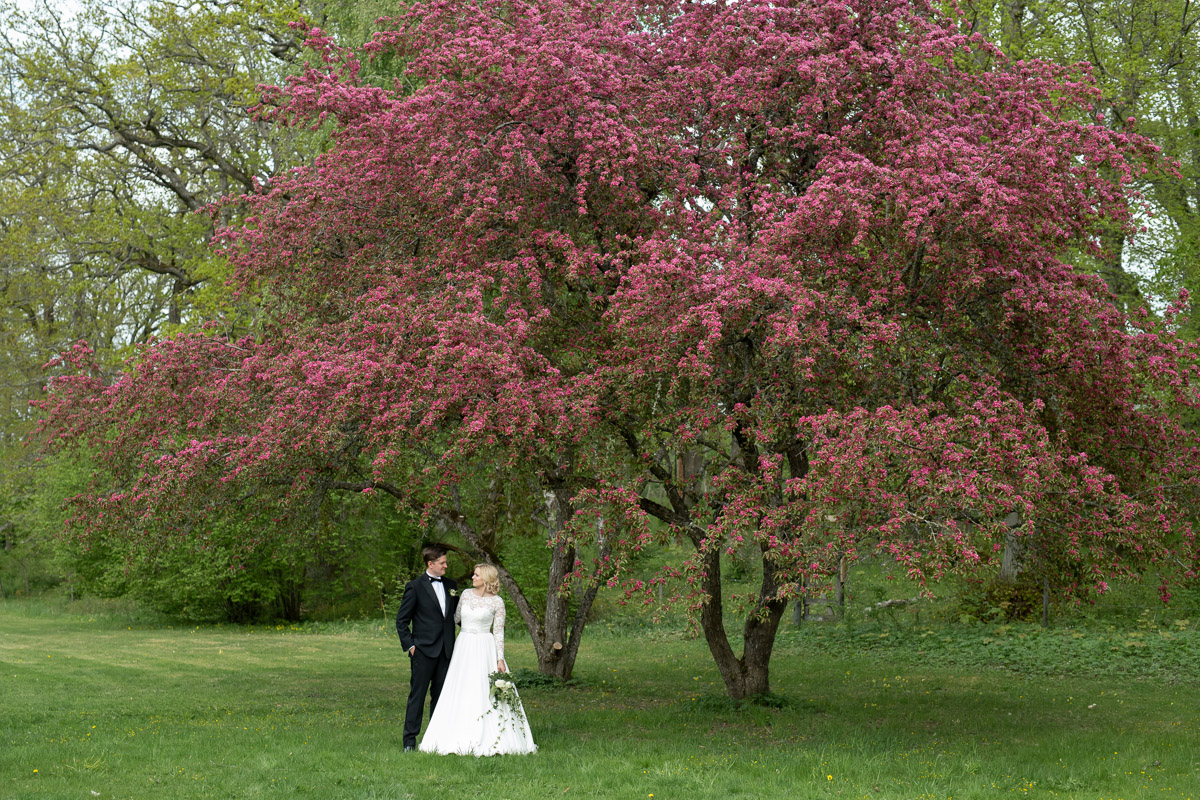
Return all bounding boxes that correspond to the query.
[395,544,459,751]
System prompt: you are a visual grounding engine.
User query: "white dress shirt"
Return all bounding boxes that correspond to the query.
[427,572,447,615]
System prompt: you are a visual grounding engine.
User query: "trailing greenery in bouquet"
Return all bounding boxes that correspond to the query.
[488,671,525,729]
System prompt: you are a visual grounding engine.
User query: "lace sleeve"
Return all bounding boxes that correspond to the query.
[492,596,506,662]
[454,591,463,624]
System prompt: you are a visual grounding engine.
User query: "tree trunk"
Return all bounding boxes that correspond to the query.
[1000,0,1029,58]
[695,540,788,700]
[835,555,847,615]
[792,576,807,624]
[494,538,601,680]
[1097,229,1141,314]
[998,511,1024,584]
[440,480,601,682]
[278,581,303,622]
[169,276,185,326]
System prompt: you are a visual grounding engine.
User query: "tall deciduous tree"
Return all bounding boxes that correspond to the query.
[0,0,314,332]
[0,0,320,598]
[39,0,1200,696]
[959,0,1200,316]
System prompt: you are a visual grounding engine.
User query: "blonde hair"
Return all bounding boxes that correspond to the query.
[475,563,501,595]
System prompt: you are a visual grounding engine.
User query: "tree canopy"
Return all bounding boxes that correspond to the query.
[0,0,327,611]
[960,0,1200,316]
[38,0,1200,696]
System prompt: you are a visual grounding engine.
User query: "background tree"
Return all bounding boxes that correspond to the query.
[38,0,1200,696]
[959,0,1200,318]
[952,0,1200,601]
[0,0,315,329]
[0,0,535,627]
[0,0,326,613]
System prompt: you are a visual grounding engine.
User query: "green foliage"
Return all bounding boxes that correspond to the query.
[507,667,570,690]
[958,0,1200,312]
[52,478,425,623]
[956,574,1047,623]
[0,0,329,612]
[496,532,553,615]
[0,451,96,599]
[303,496,427,622]
[0,0,317,347]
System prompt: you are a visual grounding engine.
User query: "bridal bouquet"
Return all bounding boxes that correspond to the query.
[487,671,525,728]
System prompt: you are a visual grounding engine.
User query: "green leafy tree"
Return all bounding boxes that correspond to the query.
[960,0,1200,315]
[0,0,322,608]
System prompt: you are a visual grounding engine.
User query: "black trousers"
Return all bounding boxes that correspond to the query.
[404,648,451,747]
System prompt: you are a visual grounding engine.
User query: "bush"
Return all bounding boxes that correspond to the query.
[957,575,1046,623]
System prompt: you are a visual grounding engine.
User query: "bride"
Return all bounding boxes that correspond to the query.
[418,563,537,755]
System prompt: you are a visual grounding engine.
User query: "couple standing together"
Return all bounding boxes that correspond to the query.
[395,545,537,756]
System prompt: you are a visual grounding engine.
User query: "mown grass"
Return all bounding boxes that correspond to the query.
[2,600,1198,800]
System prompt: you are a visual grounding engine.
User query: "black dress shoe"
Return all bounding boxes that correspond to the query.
[404,745,415,752]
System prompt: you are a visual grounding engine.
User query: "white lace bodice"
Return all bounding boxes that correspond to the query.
[454,589,507,660]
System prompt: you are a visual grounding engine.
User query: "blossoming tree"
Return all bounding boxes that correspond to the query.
[40,0,1200,695]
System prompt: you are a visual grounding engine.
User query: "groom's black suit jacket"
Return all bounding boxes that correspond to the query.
[396,574,459,659]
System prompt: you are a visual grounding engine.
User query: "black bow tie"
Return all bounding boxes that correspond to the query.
[428,576,442,583]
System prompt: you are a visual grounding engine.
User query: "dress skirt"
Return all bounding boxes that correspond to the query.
[417,630,537,756]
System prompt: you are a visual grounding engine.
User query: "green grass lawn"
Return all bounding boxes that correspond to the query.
[2,602,1198,800]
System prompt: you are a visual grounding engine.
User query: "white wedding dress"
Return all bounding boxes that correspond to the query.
[418,589,537,756]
